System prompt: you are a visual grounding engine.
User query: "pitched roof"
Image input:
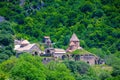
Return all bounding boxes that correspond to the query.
[54,48,66,54]
[44,36,50,38]
[16,43,36,51]
[70,33,79,42]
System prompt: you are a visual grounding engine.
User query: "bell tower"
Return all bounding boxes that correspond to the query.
[43,36,52,48]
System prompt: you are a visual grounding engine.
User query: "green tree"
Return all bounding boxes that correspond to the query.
[0,54,46,80]
[0,21,14,62]
[0,54,76,80]
[46,61,75,80]
[80,1,93,13]
[64,60,90,74]
[105,54,120,77]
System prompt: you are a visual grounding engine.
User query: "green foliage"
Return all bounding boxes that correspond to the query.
[64,60,90,74]
[0,21,15,62]
[10,54,46,80]
[0,56,17,80]
[75,74,98,80]
[63,60,101,80]
[0,54,75,80]
[0,0,120,79]
[0,0,118,54]
[88,48,108,58]
[92,9,104,18]
[91,65,112,80]
[0,54,46,80]
[71,49,92,55]
[46,61,75,80]
[80,1,93,13]
[106,75,120,80]
[0,0,119,54]
[105,54,120,77]
[0,34,13,46]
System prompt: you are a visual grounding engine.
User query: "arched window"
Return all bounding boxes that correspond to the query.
[47,50,50,53]
[62,55,66,60]
[34,52,38,55]
[87,61,89,64]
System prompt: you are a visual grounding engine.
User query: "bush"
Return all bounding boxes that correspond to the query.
[81,1,93,13]
[92,9,104,18]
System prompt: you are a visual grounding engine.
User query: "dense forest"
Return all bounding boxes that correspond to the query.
[0,0,120,80]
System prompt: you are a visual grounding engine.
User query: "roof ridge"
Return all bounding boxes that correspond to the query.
[70,33,79,41]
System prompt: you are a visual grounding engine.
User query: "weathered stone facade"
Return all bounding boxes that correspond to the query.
[14,35,104,65]
[53,48,66,59]
[43,36,66,59]
[14,40,41,56]
[66,33,82,52]
[66,33,104,65]
[79,54,99,65]
[43,36,52,48]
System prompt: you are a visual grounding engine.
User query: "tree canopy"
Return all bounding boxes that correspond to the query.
[0,21,15,62]
[0,53,75,80]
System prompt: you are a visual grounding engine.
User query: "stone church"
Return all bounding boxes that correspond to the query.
[66,33,82,52]
[66,33,104,65]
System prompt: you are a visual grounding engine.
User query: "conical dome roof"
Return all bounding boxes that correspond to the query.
[70,33,79,42]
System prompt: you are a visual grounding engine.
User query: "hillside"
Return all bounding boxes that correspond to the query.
[0,0,119,56]
[0,0,120,80]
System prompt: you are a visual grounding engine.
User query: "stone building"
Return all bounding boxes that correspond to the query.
[63,52,103,65]
[44,48,66,59]
[43,36,55,56]
[42,36,66,59]
[43,36,52,48]
[53,48,66,59]
[14,40,41,56]
[66,33,82,52]
[80,54,98,65]
[73,54,99,65]
[66,33,104,65]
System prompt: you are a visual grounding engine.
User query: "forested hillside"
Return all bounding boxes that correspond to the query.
[0,21,15,62]
[0,0,119,55]
[0,0,120,80]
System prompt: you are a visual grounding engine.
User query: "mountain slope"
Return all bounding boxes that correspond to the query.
[0,0,119,56]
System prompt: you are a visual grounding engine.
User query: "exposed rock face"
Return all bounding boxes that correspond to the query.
[0,16,5,22]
